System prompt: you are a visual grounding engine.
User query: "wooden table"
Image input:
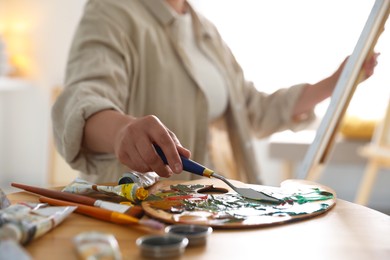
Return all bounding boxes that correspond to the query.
[7,180,390,260]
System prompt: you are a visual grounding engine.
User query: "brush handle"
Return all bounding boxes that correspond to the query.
[39,196,111,221]
[11,182,143,218]
[39,196,139,225]
[154,145,213,177]
[12,182,96,205]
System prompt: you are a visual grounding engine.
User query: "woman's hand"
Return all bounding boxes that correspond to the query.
[361,52,379,80]
[113,115,191,177]
[333,52,379,83]
[83,111,191,178]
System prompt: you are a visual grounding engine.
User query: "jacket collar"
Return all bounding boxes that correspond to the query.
[140,0,212,39]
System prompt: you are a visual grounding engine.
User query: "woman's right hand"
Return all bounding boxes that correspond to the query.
[113,115,191,177]
[83,110,190,178]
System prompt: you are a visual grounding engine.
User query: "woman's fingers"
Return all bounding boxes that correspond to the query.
[136,139,173,177]
[114,115,187,177]
[363,52,379,79]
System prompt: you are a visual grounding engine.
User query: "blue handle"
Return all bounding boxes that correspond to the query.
[154,145,207,176]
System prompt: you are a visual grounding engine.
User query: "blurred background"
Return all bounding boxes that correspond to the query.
[0,0,389,214]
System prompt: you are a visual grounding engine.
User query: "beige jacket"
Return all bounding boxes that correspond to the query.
[52,0,314,184]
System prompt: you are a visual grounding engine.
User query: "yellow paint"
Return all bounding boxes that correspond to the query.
[121,183,148,202]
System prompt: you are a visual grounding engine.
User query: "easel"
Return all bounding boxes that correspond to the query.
[298,0,389,183]
[355,98,390,205]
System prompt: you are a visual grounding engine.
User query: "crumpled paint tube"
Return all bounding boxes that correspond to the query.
[73,231,122,260]
[63,178,148,204]
[0,188,11,209]
[118,171,160,188]
[0,203,76,245]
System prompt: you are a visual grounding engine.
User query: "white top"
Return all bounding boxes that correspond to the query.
[175,12,228,121]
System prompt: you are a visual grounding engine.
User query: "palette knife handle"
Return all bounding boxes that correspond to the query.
[153,145,213,178]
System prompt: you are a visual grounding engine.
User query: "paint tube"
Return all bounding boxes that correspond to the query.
[63,178,148,204]
[0,203,76,245]
[0,187,11,209]
[73,231,122,260]
[118,171,160,188]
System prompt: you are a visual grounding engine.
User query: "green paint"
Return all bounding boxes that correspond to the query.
[283,188,334,205]
[146,184,334,224]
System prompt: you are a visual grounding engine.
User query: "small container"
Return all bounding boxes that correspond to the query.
[136,234,188,258]
[164,224,213,246]
[73,232,122,260]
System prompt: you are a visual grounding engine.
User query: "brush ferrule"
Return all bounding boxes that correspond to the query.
[94,200,130,213]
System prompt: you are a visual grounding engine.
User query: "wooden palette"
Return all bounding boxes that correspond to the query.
[142,179,336,229]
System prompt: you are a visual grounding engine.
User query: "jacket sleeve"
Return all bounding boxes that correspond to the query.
[51,1,133,172]
[244,80,316,138]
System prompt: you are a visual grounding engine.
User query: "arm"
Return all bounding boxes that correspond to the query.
[292,53,379,119]
[54,1,190,178]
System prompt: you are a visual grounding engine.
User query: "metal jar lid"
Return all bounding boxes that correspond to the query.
[136,234,188,258]
[165,224,213,246]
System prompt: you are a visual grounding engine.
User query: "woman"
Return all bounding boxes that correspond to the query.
[52,0,378,184]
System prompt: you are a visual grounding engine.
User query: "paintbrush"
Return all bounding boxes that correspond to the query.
[11,182,144,218]
[39,196,164,230]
